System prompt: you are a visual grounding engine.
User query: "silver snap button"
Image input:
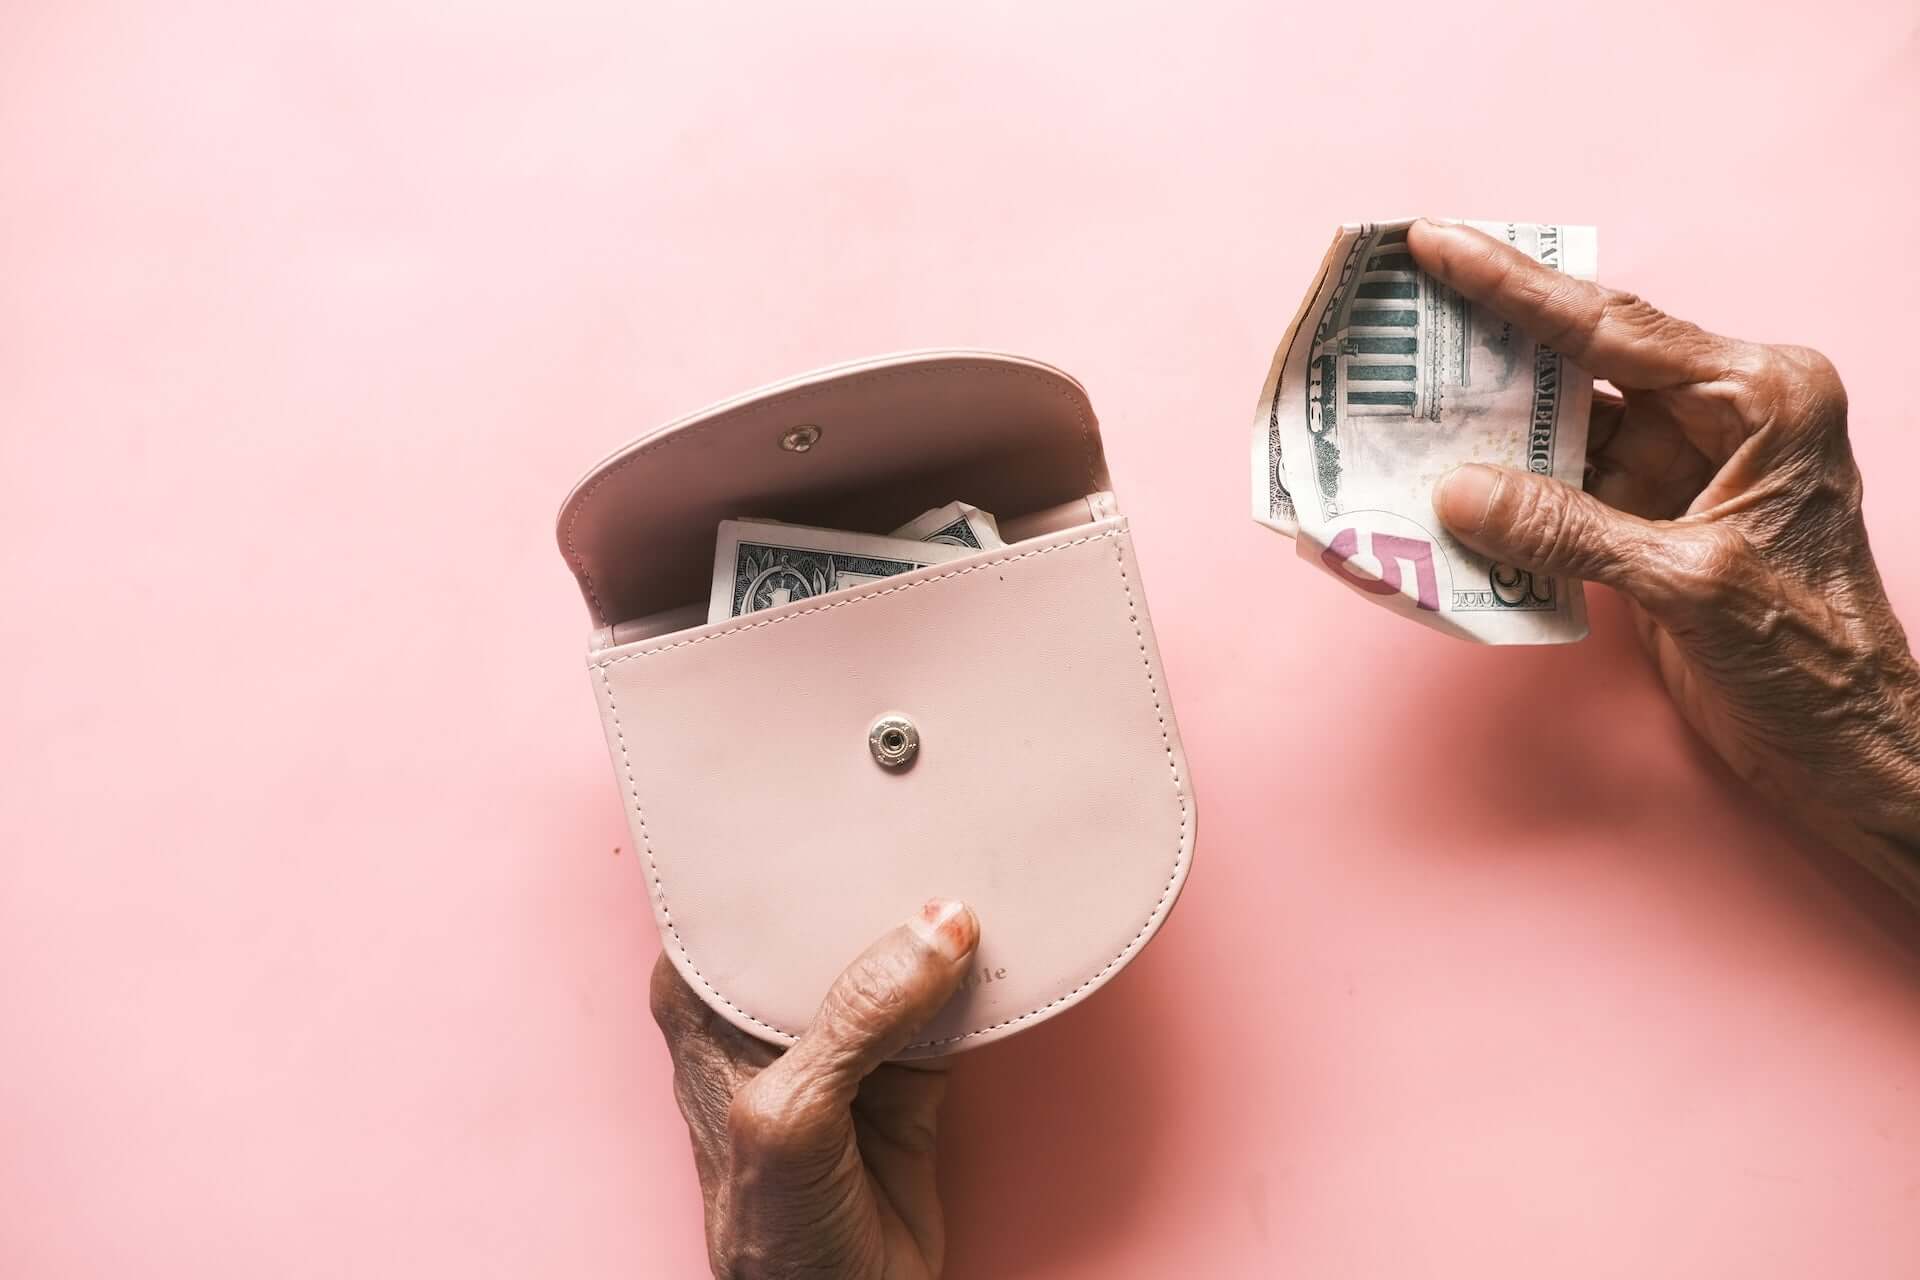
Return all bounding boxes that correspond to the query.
[868,713,919,769]
[780,424,821,452]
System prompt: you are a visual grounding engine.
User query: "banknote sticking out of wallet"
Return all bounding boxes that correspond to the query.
[556,350,1196,1059]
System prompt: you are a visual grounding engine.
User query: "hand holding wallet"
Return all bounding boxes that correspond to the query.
[649,899,982,1278]
[557,350,1197,1058]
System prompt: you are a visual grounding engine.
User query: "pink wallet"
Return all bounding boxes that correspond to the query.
[556,351,1196,1057]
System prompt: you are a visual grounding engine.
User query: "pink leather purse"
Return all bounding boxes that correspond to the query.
[557,351,1195,1057]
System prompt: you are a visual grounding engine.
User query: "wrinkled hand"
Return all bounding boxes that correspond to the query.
[650,900,981,1280]
[1409,219,1920,900]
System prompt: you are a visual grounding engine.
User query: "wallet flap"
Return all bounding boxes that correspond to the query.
[589,519,1193,1057]
[557,350,1110,626]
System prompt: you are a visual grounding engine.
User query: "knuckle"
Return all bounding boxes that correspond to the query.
[1724,342,1850,446]
[1790,343,1841,383]
[1828,454,1865,514]
[726,1083,797,1154]
[1728,343,1781,397]
[1651,525,1755,613]
[670,1064,716,1123]
[728,1077,834,1162]
[824,959,910,1036]
[1559,286,1707,374]
[1644,308,1716,362]
[1595,286,1649,323]
[725,1088,769,1146]
[1781,343,1849,418]
[1540,497,1599,574]
[725,1074,840,1159]
[1720,344,1787,429]
[1530,278,1603,352]
[710,1236,773,1280]
[1508,487,1563,565]
[1593,287,1664,341]
[1724,342,1778,386]
[1501,482,1587,572]
[1618,292,1740,384]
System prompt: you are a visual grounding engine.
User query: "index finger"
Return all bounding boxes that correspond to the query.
[1406,219,1736,391]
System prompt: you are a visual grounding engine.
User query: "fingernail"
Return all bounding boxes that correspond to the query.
[1418,216,1463,227]
[909,898,978,962]
[1434,464,1499,533]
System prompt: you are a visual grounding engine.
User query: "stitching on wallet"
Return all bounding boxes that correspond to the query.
[594,531,1114,668]
[913,528,1189,1047]
[596,524,1190,1050]
[564,360,1102,625]
[595,661,770,1036]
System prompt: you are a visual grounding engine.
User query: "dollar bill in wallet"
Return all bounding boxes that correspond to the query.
[888,500,1004,550]
[709,511,993,623]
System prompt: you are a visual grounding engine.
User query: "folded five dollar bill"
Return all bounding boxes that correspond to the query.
[1251,219,1599,644]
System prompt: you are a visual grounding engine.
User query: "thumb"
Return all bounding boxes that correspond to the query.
[1434,464,1668,596]
[740,900,980,1137]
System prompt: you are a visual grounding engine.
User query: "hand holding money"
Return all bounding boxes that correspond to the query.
[1251,218,1599,644]
[1399,219,1920,902]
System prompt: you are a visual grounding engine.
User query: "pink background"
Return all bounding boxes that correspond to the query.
[5,3,1919,1276]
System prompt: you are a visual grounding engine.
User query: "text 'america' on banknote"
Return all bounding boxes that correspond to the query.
[1250,218,1599,645]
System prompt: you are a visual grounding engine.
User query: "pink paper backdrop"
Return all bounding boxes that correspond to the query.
[4,3,1918,1276]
